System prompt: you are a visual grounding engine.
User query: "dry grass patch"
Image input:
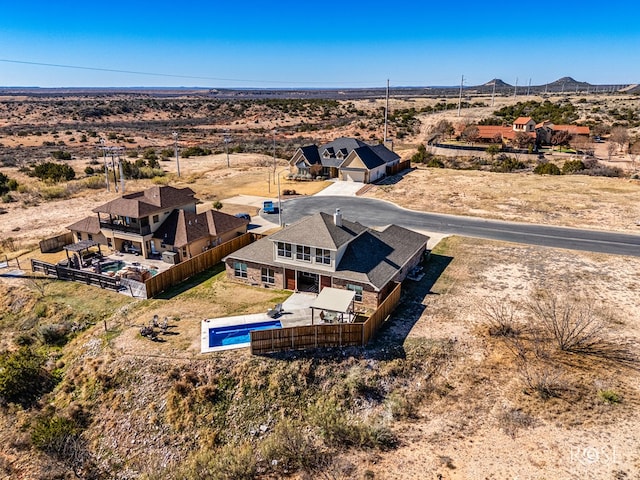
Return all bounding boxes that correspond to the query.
[366,167,640,231]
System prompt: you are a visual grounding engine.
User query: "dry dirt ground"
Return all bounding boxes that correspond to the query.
[370,236,640,480]
[366,166,640,232]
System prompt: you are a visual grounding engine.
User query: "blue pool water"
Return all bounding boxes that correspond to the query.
[208,320,282,348]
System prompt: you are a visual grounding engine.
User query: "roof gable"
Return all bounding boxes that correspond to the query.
[269,211,367,249]
[93,185,196,217]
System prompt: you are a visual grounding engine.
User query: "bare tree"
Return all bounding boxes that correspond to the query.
[527,292,605,353]
[461,125,480,144]
[610,126,629,153]
[482,297,521,337]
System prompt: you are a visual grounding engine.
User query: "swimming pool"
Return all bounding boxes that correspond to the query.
[208,320,282,348]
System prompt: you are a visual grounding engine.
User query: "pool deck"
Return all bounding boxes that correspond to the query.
[201,293,317,353]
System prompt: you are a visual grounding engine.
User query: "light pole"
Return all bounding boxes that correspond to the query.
[172,131,181,177]
[276,167,288,227]
[224,130,230,168]
[272,129,277,184]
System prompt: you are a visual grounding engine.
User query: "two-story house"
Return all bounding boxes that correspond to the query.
[67,185,248,262]
[224,209,428,308]
[289,137,401,183]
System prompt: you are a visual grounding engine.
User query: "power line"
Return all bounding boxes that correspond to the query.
[0,58,381,86]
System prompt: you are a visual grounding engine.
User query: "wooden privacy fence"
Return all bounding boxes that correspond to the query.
[31,259,120,291]
[143,233,255,298]
[250,282,402,355]
[386,159,411,176]
[39,232,74,253]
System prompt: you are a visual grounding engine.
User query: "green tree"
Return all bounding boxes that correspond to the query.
[534,162,561,175]
[0,348,54,407]
[32,162,76,182]
[486,144,501,161]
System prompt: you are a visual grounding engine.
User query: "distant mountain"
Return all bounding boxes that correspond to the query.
[479,78,512,88]
[543,77,591,91]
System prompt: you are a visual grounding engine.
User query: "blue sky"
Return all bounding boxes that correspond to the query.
[1,1,638,88]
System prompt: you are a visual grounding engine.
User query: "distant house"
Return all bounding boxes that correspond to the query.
[289,137,400,183]
[469,117,590,146]
[67,185,248,262]
[224,209,428,308]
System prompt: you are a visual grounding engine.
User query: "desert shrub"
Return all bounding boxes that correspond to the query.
[84,166,95,175]
[159,148,174,158]
[528,292,605,353]
[0,348,55,407]
[32,162,76,182]
[411,144,428,163]
[519,364,565,399]
[533,162,561,175]
[281,189,297,196]
[182,146,212,158]
[483,297,521,337]
[142,148,157,161]
[562,159,586,174]
[584,165,623,177]
[175,443,257,480]
[1,193,14,203]
[82,175,106,190]
[426,157,445,168]
[260,420,324,473]
[31,415,77,453]
[39,323,72,346]
[0,173,18,195]
[597,389,621,404]
[39,185,69,200]
[310,400,396,450]
[497,408,535,438]
[491,155,526,173]
[50,150,72,161]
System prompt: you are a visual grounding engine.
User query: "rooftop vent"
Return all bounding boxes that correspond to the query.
[334,208,342,227]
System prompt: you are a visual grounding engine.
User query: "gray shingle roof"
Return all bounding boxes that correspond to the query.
[67,216,101,234]
[294,137,398,171]
[336,225,428,288]
[92,186,196,218]
[226,214,429,291]
[153,209,247,248]
[269,212,367,250]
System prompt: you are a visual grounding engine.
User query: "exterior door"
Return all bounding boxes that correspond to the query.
[285,269,296,290]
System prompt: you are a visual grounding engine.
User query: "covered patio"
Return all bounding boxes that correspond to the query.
[62,239,102,269]
[310,287,356,324]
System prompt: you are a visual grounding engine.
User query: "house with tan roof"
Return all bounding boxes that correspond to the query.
[67,185,248,262]
[224,209,428,308]
[289,137,400,183]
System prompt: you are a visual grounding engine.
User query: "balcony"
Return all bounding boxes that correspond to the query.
[100,221,151,236]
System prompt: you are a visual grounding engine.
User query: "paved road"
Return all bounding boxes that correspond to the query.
[261,196,640,257]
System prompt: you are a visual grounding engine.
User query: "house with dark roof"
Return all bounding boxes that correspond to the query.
[67,185,248,262]
[289,137,400,183]
[224,209,428,308]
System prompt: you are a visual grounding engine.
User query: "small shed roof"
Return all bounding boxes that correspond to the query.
[63,240,98,252]
[310,287,356,313]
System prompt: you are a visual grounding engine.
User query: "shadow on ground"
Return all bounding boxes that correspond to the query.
[266,253,454,362]
[154,263,225,300]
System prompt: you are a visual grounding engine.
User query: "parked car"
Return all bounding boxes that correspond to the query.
[262,200,277,214]
[234,213,251,221]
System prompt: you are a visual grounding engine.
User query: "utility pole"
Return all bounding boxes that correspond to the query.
[99,137,110,192]
[172,131,180,177]
[527,78,531,96]
[110,150,118,193]
[457,75,464,117]
[383,79,389,143]
[224,130,230,168]
[514,77,518,97]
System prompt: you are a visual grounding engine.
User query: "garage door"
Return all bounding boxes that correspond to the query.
[343,170,366,182]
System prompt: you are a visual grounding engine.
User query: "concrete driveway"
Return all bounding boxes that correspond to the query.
[313,180,364,196]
